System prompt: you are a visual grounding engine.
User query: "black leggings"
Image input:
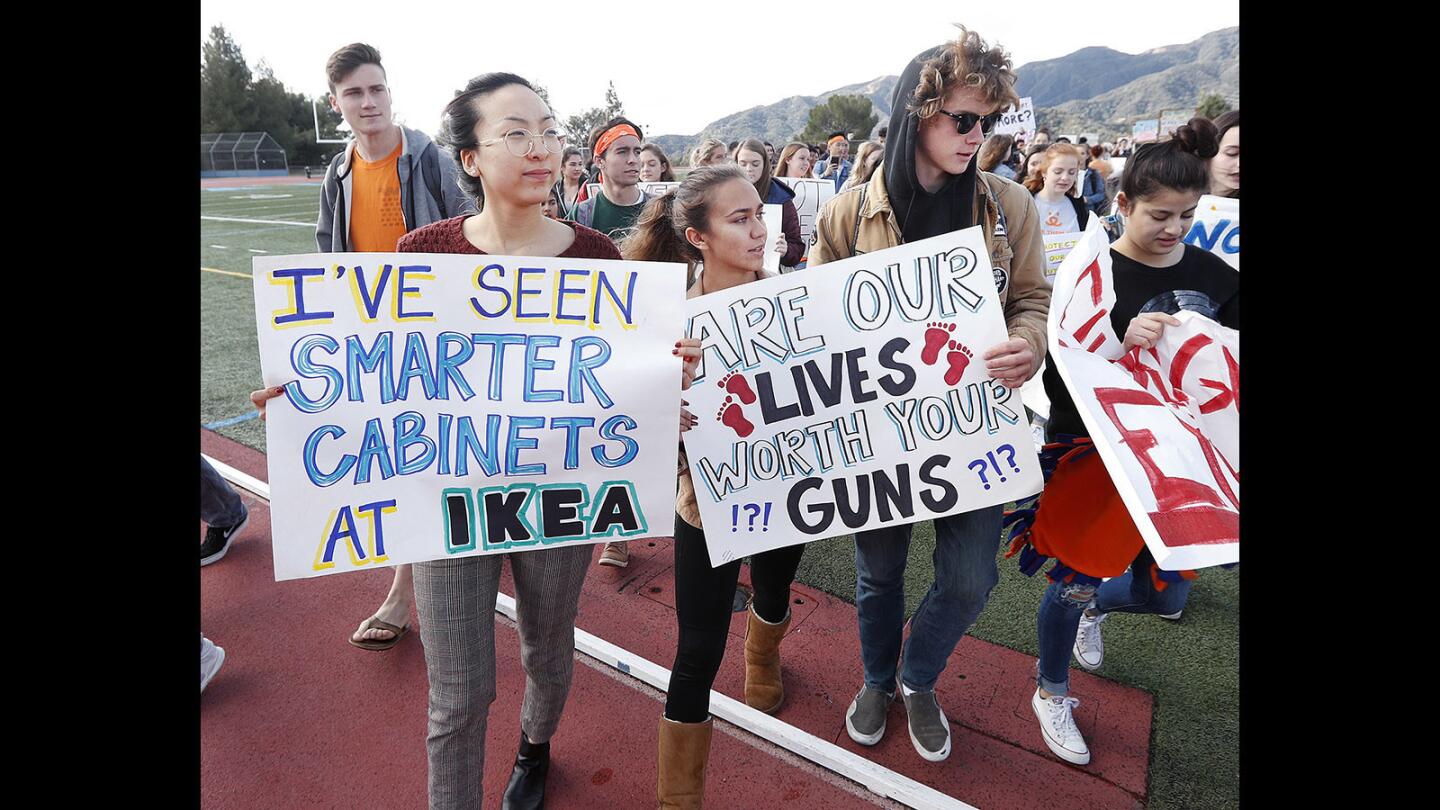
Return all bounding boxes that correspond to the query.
[664,514,805,723]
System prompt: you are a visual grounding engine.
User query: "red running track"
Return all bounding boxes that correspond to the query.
[201,429,1151,809]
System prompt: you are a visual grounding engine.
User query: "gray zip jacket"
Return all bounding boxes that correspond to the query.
[316,126,475,251]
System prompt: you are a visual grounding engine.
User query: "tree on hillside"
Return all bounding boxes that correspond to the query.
[1195,93,1231,120]
[563,81,630,149]
[201,25,252,133]
[798,94,878,144]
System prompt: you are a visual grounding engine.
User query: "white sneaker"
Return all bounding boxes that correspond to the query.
[1158,610,1183,621]
[1031,688,1090,765]
[201,635,226,693]
[1073,611,1107,671]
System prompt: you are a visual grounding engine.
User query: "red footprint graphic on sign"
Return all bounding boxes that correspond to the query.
[944,340,973,385]
[718,371,757,404]
[717,396,754,437]
[921,322,956,365]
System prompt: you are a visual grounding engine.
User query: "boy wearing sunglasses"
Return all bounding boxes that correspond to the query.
[809,26,1050,765]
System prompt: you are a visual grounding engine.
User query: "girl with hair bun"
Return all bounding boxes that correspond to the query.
[1019,117,1239,768]
[622,164,807,806]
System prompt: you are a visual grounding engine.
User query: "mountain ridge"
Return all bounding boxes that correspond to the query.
[648,26,1237,160]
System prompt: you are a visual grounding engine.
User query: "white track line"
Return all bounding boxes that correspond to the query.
[200,453,978,810]
[201,215,314,227]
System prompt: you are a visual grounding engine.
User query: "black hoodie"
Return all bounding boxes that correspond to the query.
[883,45,978,245]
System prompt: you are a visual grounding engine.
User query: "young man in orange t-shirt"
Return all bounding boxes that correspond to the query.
[314,43,474,653]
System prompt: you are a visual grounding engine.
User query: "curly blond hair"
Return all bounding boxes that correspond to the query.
[908,26,1020,121]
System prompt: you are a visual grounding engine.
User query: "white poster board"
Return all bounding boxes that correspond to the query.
[681,227,1042,566]
[762,203,784,274]
[774,175,836,262]
[1042,231,1085,281]
[1183,195,1239,270]
[1046,228,1239,570]
[252,253,687,580]
[995,97,1036,141]
[584,181,678,202]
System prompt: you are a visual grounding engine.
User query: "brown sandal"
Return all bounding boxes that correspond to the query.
[349,615,410,651]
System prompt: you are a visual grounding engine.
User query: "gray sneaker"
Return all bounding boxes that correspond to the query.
[899,680,951,761]
[845,684,894,746]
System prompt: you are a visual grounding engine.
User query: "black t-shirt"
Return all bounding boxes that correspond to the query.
[1043,244,1239,438]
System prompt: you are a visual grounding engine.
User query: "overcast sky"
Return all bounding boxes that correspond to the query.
[200,0,1239,138]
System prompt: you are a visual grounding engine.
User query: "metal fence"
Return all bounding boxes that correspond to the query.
[200,132,288,174]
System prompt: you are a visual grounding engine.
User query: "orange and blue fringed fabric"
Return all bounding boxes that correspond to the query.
[1003,434,1146,582]
[1149,562,1199,591]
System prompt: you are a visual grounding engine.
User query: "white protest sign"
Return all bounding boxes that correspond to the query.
[762,203,784,274]
[681,228,1043,566]
[995,98,1036,141]
[1158,110,1191,139]
[1043,231,1085,281]
[1109,157,1127,176]
[584,181,678,203]
[1183,195,1239,269]
[1047,228,1239,570]
[252,253,687,580]
[774,176,836,262]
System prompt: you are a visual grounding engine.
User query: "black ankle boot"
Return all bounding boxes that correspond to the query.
[501,731,550,810]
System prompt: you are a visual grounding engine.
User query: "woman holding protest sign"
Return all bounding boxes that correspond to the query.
[1026,143,1090,235]
[734,137,804,268]
[1008,117,1238,767]
[622,163,805,807]
[251,73,698,810]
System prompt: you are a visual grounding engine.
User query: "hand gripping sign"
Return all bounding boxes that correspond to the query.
[1046,228,1239,570]
[252,253,686,580]
[681,227,1043,567]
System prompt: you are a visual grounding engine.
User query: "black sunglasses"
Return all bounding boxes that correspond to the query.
[937,109,1004,135]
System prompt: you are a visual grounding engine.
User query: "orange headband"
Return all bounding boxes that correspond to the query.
[594,124,639,157]
[827,135,847,145]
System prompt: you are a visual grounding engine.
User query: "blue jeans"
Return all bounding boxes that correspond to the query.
[854,505,1002,693]
[200,456,247,528]
[1035,546,1194,695]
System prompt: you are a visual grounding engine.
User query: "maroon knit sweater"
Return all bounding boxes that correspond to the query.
[397,215,621,260]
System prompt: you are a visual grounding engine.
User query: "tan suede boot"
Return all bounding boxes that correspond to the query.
[743,606,791,713]
[657,715,712,809]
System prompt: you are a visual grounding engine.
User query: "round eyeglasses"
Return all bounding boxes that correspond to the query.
[480,128,567,157]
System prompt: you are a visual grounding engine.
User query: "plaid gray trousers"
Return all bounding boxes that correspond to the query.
[413,543,592,809]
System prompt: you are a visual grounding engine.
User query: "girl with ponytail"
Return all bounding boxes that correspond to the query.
[1021,118,1239,767]
[623,164,808,807]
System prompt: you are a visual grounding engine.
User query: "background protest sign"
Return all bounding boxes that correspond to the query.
[1043,231,1085,281]
[1132,120,1159,143]
[584,181,678,202]
[995,97,1036,141]
[774,176,836,261]
[681,228,1042,567]
[1158,110,1191,139]
[1108,156,1127,176]
[1184,195,1239,269]
[252,253,687,580]
[1047,228,1239,570]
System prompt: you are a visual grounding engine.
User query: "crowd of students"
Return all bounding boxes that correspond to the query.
[203,26,1240,809]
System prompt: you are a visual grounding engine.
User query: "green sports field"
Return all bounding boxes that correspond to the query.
[199,180,1238,809]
